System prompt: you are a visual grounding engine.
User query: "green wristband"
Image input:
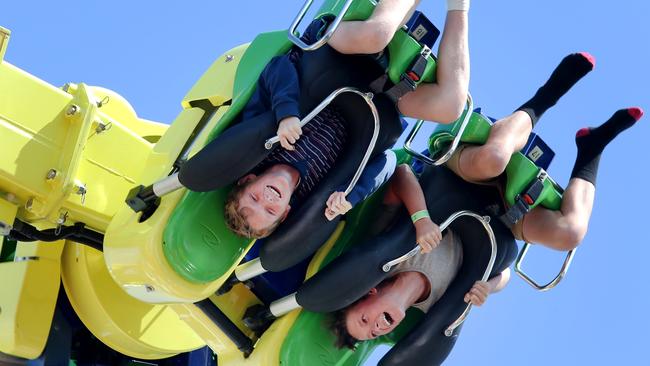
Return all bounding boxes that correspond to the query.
[411,210,430,223]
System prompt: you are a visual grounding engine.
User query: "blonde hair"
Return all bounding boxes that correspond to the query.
[224,181,284,239]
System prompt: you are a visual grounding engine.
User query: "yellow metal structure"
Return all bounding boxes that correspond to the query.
[1,21,338,363]
[0,26,214,360]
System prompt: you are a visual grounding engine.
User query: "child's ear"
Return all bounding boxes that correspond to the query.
[368,288,378,296]
[237,174,257,186]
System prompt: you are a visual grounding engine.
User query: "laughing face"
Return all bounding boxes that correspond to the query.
[344,284,407,341]
[236,170,294,235]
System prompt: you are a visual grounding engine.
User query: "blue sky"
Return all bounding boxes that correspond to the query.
[4,1,650,365]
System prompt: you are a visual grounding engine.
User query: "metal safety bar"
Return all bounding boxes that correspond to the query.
[152,173,183,197]
[404,93,474,166]
[265,87,381,196]
[381,210,497,337]
[288,0,356,51]
[514,243,576,292]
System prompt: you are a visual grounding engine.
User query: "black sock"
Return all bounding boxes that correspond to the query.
[517,52,596,126]
[571,107,643,185]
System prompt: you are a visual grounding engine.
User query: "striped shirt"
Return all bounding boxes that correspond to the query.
[254,106,347,203]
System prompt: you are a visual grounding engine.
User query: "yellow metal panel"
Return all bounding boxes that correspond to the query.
[0,62,74,207]
[61,242,205,360]
[138,107,206,185]
[0,63,158,232]
[0,240,63,359]
[87,85,168,140]
[182,44,248,109]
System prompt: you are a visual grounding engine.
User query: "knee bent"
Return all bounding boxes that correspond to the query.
[472,144,510,178]
[552,225,587,251]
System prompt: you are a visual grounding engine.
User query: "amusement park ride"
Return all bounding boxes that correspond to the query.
[0,1,574,365]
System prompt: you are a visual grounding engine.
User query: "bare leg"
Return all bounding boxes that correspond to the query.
[448,53,596,182]
[454,111,532,181]
[520,108,643,250]
[398,10,469,123]
[519,179,594,251]
[328,0,420,55]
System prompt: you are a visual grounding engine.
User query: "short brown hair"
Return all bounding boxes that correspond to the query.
[223,180,283,239]
[328,309,358,350]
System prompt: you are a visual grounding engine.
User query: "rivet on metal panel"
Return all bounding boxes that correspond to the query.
[65,104,80,116]
[25,197,44,213]
[225,54,235,63]
[45,169,58,180]
[95,121,112,134]
[55,211,68,235]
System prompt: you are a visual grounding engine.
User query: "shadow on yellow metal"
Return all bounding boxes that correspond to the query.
[0,238,63,359]
[61,241,206,360]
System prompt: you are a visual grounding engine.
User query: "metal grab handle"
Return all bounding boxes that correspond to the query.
[443,211,497,337]
[265,87,380,197]
[380,210,497,337]
[381,210,477,272]
[288,0,356,51]
[514,243,576,292]
[404,93,474,166]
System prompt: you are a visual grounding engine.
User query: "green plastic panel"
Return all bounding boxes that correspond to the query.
[163,187,250,283]
[428,111,563,211]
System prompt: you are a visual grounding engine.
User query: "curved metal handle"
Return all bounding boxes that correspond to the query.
[288,0,356,51]
[404,93,474,166]
[443,210,497,337]
[265,87,380,197]
[514,242,576,292]
[380,210,497,336]
[382,210,480,272]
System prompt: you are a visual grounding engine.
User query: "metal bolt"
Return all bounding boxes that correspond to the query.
[75,183,87,205]
[46,169,58,180]
[145,285,155,293]
[225,54,235,63]
[66,104,79,116]
[25,197,34,211]
[56,212,68,225]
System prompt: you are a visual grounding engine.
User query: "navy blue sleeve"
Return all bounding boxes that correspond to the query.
[259,56,301,123]
[341,150,397,207]
[301,15,335,45]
